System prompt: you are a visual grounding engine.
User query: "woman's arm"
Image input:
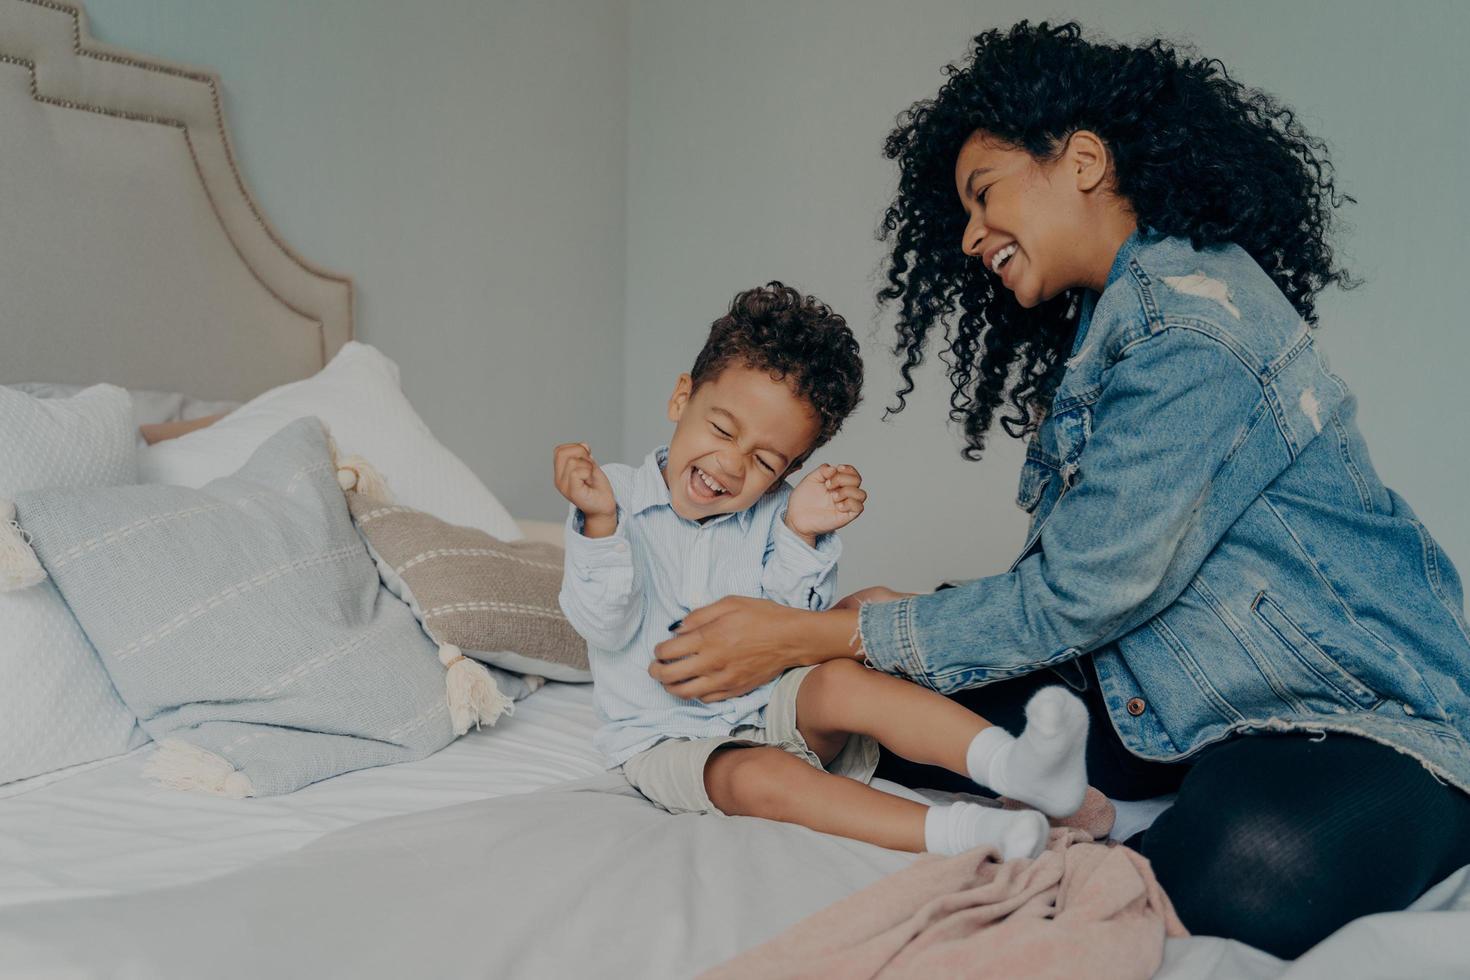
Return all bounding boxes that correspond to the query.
[648,599,858,702]
[861,327,1276,692]
[647,586,916,701]
[652,331,1274,699]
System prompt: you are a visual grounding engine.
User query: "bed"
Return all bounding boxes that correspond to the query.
[1,3,1466,977]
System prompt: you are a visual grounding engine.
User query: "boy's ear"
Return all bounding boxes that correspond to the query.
[1066,130,1110,194]
[667,374,694,423]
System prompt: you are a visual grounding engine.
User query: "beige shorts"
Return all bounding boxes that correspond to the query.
[619,664,881,816]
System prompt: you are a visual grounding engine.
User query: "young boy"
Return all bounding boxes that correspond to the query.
[556,283,1088,858]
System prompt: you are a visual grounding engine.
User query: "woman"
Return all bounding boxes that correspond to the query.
[647,22,1470,958]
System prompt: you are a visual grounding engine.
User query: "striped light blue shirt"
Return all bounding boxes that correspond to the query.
[559,446,841,767]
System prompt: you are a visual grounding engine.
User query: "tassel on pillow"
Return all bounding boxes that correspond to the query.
[335,455,393,502]
[325,426,394,502]
[329,435,516,737]
[144,739,257,799]
[438,643,514,735]
[0,499,46,592]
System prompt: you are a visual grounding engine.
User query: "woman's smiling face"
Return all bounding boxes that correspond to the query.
[953,130,1098,308]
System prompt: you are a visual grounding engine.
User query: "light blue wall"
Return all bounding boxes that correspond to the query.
[624,0,1470,591]
[85,0,629,521]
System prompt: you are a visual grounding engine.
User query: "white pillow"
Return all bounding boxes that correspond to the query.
[139,343,521,541]
[0,384,148,785]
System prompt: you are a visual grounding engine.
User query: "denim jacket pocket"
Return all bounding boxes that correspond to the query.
[1053,405,1092,491]
[1252,592,1382,711]
[1016,455,1053,514]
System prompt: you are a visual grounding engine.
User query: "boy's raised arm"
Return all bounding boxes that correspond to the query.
[554,442,645,650]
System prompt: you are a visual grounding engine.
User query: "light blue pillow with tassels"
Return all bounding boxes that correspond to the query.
[12,417,457,797]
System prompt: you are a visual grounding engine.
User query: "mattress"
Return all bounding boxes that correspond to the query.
[0,681,605,907]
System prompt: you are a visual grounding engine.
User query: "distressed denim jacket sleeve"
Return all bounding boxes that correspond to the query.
[859,324,1275,692]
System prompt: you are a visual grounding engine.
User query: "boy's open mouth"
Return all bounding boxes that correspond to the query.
[687,465,730,502]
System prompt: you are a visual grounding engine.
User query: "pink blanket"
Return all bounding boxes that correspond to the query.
[704,826,1187,980]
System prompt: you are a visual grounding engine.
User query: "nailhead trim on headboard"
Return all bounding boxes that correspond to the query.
[2,0,354,370]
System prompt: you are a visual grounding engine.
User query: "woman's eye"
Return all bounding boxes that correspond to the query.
[976,186,989,205]
[711,423,732,440]
[756,457,775,473]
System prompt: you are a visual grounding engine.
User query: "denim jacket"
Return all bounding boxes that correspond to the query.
[860,232,1470,792]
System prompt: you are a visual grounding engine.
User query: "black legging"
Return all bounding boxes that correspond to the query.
[875,658,1470,959]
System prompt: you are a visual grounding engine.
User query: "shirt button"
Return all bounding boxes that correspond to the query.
[1126,697,1147,717]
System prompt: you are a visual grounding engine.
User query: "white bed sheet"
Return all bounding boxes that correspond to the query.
[0,681,605,908]
[9,678,1466,978]
[1,676,1170,912]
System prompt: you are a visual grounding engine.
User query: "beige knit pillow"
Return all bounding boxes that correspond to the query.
[346,493,590,682]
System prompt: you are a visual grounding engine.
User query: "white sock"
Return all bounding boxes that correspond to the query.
[965,686,1089,817]
[923,801,1048,860]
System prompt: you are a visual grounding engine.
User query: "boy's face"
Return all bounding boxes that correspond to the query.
[663,364,821,522]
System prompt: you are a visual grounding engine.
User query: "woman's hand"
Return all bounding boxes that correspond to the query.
[650,597,857,702]
[833,586,916,610]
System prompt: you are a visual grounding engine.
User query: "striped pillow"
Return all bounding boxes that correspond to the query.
[348,494,591,683]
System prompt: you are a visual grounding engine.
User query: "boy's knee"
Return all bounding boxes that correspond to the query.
[815,657,868,679]
[704,746,806,818]
[804,657,868,697]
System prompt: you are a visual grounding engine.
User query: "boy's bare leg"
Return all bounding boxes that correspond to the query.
[705,746,928,851]
[796,659,1088,817]
[795,659,988,771]
[704,746,1048,857]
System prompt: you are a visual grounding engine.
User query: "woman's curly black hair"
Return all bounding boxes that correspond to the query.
[880,21,1355,460]
[692,282,864,452]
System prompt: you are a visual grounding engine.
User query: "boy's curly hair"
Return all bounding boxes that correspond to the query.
[692,282,864,453]
[880,21,1356,460]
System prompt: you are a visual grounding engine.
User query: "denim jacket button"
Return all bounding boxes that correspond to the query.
[1126,697,1147,717]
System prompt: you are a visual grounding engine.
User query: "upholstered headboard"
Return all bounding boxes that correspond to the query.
[0,0,351,401]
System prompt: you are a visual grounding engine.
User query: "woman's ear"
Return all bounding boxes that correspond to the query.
[667,374,694,423]
[1066,130,1111,194]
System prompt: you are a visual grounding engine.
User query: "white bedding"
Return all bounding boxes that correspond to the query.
[0,681,605,907]
[0,665,1169,910]
[5,678,1469,978]
[4,751,1466,980]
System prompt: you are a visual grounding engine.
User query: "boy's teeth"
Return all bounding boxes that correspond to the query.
[695,467,727,495]
[990,243,1017,273]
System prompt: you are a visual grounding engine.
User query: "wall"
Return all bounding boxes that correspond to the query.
[81,1,1470,587]
[624,0,1470,591]
[85,0,629,521]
